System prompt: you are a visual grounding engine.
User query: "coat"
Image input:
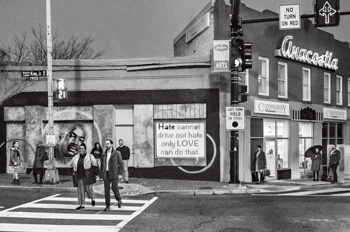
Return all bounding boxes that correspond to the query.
[311,152,321,171]
[252,150,266,172]
[100,148,123,180]
[329,149,340,166]
[10,147,21,167]
[72,153,98,185]
[33,146,47,168]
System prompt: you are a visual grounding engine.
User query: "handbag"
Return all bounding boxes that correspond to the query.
[263,169,271,176]
[92,165,100,176]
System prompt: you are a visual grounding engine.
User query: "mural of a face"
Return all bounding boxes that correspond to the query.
[57,124,86,158]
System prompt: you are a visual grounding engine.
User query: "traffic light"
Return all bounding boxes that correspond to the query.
[230,37,253,72]
[56,79,67,101]
[231,80,248,104]
[315,0,340,27]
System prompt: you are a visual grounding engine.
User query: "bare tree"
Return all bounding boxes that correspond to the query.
[0,25,104,105]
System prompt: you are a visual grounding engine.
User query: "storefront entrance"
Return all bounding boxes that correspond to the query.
[265,140,276,180]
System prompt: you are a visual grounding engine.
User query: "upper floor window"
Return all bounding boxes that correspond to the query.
[324,73,331,104]
[302,68,311,101]
[258,57,269,96]
[336,75,343,105]
[278,62,288,98]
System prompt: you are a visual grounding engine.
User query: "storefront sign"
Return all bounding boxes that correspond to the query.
[275,35,338,70]
[254,100,290,116]
[323,108,347,120]
[212,40,230,73]
[186,12,210,43]
[279,4,301,30]
[155,122,206,159]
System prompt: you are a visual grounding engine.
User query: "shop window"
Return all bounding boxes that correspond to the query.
[324,73,331,104]
[299,122,313,178]
[278,62,288,98]
[336,75,343,105]
[277,120,289,138]
[263,119,275,137]
[302,67,311,101]
[322,122,344,165]
[251,118,263,138]
[258,57,269,96]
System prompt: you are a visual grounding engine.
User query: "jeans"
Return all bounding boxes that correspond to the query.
[122,160,129,182]
[104,171,121,207]
[77,178,94,206]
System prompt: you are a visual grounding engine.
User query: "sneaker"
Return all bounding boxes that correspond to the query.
[104,206,110,211]
[91,199,95,206]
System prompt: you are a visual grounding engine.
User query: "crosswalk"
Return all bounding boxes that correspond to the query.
[0,194,157,232]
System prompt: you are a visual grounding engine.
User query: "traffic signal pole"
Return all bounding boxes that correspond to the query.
[229,0,241,183]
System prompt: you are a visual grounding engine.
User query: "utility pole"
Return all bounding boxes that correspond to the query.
[44,0,59,184]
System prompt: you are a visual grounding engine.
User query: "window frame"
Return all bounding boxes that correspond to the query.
[278,62,288,98]
[336,75,343,105]
[258,57,269,96]
[324,73,331,104]
[302,67,311,102]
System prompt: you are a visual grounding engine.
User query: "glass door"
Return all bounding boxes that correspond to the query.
[265,140,276,180]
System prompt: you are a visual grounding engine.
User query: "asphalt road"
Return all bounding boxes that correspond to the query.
[1,187,350,231]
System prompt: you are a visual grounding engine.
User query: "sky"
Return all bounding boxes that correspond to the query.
[0,0,349,59]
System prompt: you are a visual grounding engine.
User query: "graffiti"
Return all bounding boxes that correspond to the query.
[170,134,217,174]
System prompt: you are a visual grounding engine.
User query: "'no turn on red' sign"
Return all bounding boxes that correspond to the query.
[226,107,245,130]
[279,4,301,30]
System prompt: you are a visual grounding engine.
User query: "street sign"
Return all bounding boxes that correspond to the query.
[279,4,301,30]
[212,40,230,73]
[226,106,245,130]
[21,70,47,81]
[315,0,340,27]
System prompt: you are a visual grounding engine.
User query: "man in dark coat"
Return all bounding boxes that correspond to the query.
[33,141,47,184]
[100,139,124,211]
[329,144,341,183]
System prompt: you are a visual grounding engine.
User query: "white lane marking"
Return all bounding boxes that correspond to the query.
[0,211,131,221]
[279,188,350,196]
[45,196,150,204]
[28,203,145,211]
[0,224,121,232]
[116,197,158,228]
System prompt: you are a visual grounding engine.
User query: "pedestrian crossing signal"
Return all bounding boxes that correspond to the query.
[56,79,67,101]
[315,0,340,27]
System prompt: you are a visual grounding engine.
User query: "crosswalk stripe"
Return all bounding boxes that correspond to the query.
[0,211,131,220]
[0,223,122,232]
[45,196,150,204]
[27,203,145,211]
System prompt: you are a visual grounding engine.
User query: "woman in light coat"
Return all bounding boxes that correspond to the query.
[72,143,98,210]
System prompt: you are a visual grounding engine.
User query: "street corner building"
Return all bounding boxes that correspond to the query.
[1,0,350,183]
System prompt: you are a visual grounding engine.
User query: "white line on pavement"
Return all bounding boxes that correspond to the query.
[0,223,121,232]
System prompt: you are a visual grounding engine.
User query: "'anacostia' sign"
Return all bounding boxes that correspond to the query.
[275,35,338,70]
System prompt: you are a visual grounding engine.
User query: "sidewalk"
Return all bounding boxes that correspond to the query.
[0,173,349,196]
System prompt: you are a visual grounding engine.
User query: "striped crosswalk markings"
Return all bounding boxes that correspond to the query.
[277,188,350,196]
[0,194,157,232]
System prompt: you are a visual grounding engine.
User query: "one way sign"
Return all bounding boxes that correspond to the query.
[226,107,245,130]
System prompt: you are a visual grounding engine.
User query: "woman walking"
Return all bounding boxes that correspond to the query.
[10,141,22,185]
[72,143,98,210]
[90,142,103,179]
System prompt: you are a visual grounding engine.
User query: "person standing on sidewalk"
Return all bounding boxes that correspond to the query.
[72,143,97,210]
[329,144,340,183]
[90,142,103,179]
[10,141,22,185]
[116,139,130,183]
[32,141,48,184]
[252,145,267,184]
[311,147,321,181]
[100,139,124,211]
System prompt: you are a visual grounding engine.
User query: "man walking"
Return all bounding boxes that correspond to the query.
[100,139,124,211]
[116,139,130,183]
[329,144,340,183]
